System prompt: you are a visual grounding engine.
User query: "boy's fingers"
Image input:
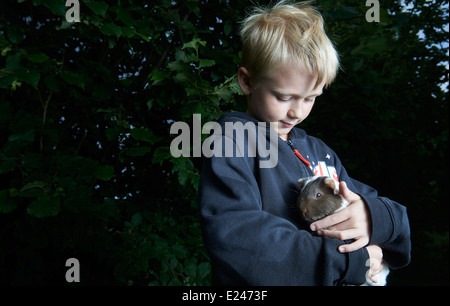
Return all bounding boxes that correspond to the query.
[375,261,386,275]
[317,228,359,241]
[368,260,383,283]
[310,209,349,231]
[317,228,368,253]
[369,270,378,283]
[338,238,368,253]
[339,181,360,203]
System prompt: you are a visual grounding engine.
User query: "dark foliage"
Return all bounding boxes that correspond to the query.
[0,0,448,285]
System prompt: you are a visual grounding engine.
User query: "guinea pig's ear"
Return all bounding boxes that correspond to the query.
[297,177,312,190]
[297,178,307,190]
[324,177,339,194]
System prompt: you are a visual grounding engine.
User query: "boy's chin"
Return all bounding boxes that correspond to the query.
[277,131,291,141]
[276,126,293,139]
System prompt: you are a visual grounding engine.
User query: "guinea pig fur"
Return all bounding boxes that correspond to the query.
[297,176,389,286]
[297,176,349,223]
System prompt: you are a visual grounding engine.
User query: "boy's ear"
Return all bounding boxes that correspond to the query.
[237,67,252,96]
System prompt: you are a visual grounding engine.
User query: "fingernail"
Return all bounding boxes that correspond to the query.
[339,246,346,253]
[310,224,316,231]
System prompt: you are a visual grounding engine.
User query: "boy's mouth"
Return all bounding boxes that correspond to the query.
[280,121,295,128]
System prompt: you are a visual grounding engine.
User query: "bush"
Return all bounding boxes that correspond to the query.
[0,0,448,285]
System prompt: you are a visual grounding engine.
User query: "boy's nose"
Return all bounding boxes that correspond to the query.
[288,109,301,120]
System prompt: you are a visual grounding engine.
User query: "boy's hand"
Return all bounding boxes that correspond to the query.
[310,181,372,253]
[366,245,385,283]
[365,245,385,283]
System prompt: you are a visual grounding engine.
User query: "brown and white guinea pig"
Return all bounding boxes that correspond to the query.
[297,176,349,224]
[297,176,390,286]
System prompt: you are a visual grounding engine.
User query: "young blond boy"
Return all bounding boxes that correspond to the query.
[198,1,410,285]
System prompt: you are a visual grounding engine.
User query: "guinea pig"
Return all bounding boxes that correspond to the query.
[297,176,349,223]
[297,176,390,286]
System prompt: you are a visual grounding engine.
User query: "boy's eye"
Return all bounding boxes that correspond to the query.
[277,96,291,102]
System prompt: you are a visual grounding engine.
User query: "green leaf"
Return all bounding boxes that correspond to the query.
[150,70,171,82]
[182,38,206,51]
[198,59,215,69]
[0,72,16,89]
[172,157,196,187]
[27,52,49,63]
[0,189,17,213]
[116,8,134,26]
[85,1,109,16]
[172,244,188,259]
[366,37,388,54]
[2,53,42,88]
[121,27,136,38]
[224,20,233,36]
[197,262,210,280]
[20,180,47,193]
[92,84,110,100]
[19,181,46,198]
[5,53,21,70]
[328,5,359,20]
[41,0,66,15]
[130,128,152,142]
[27,195,61,218]
[60,70,85,89]
[168,60,189,72]
[0,159,16,174]
[18,69,40,89]
[151,147,171,165]
[8,130,35,144]
[44,75,59,92]
[131,212,143,227]
[7,26,25,44]
[100,23,122,38]
[94,165,115,181]
[173,71,192,84]
[105,127,121,141]
[120,146,151,158]
[130,128,162,144]
[184,257,197,277]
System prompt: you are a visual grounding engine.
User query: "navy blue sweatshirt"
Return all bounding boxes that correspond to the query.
[198,112,411,286]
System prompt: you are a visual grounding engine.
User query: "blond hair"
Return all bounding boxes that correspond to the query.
[239,0,339,88]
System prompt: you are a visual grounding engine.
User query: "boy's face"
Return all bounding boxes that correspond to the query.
[238,62,325,141]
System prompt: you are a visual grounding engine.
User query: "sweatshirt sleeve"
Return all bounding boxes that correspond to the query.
[198,139,369,286]
[334,156,411,269]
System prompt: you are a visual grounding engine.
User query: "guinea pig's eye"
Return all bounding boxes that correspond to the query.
[316,192,321,198]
